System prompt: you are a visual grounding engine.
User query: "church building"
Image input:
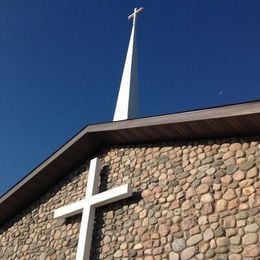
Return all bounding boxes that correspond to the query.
[0,7,260,260]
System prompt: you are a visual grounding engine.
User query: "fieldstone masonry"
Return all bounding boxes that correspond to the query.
[0,136,260,259]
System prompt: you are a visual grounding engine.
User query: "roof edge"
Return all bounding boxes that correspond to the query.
[0,100,259,224]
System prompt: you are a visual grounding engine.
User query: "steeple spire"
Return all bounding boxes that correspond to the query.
[113,7,144,121]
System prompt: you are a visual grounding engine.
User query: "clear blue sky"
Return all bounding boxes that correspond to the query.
[1,1,260,195]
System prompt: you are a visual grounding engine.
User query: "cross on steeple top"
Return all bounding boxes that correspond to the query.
[128,7,144,25]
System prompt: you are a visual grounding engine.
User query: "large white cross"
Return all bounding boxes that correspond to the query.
[54,158,132,260]
[53,7,143,260]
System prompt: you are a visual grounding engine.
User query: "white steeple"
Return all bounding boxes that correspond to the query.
[53,8,144,260]
[113,7,144,121]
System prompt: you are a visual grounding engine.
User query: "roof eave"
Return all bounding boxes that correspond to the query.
[0,100,260,225]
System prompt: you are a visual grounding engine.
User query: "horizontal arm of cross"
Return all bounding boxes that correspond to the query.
[53,184,132,219]
[53,199,85,219]
[89,183,132,207]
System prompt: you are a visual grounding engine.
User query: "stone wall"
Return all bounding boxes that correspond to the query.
[0,136,259,259]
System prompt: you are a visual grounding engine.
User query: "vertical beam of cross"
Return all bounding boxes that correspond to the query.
[75,158,100,260]
[53,7,143,260]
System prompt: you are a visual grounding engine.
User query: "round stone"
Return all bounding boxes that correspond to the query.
[215,227,225,237]
[233,170,245,181]
[201,176,212,184]
[242,244,260,257]
[242,233,258,245]
[205,248,215,258]
[120,242,128,250]
[244,223,259,233]
[240,179,254,187]
[158,224,170,237]
[221,175,232,185]
[186,234,203,246]
[172,238,186,252]
[223,216,236,228]
[226,164,238,174]
[133,243,143,250]
[181,246,196,260]
[169,252,179,260]
[229,143,242,152]
[236,149,245,158]
[200,243,209,253]
[242,186,255,196]
[230,245,243,254]
[216,199,227,212]
[167,194,175,202]
[185,187,196,199]
[181,216,196,231]
[215,246,229,254]
[240,161,255,171]
[216,237,230,247]
[247,167,258,178]
[182,200,192,211]
[229,254,242,260]
[228,198,239,210]
[114,250,123,258]
[203,228,214,241]
[141,189,154,201]
[230,236,241,245]
[206,167,216,175]
[236,211,248,220]
[198,216,208,225]
[223,189,236,201]
[196,184,209,194]
[223,151,234,160]
[201,193,214,203]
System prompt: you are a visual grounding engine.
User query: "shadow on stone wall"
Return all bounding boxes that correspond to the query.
[90,165,142,259]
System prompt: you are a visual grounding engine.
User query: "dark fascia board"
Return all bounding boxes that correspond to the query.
[0,100,260,225]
